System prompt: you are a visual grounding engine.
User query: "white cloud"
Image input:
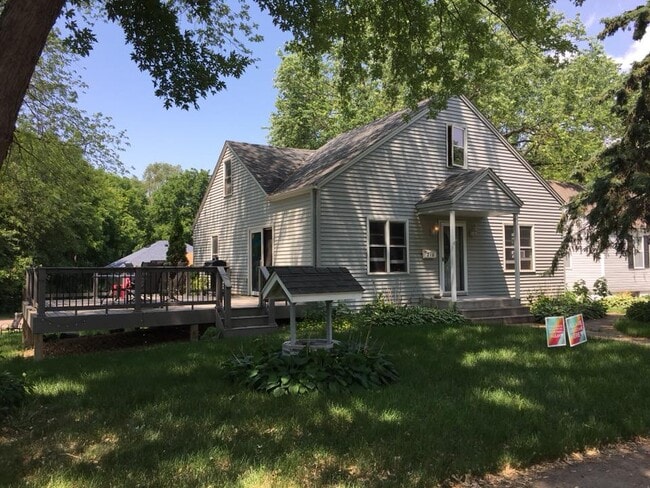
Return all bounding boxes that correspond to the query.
[615,32,650,71]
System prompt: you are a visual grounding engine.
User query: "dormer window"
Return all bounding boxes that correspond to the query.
[223,159,232,196]
[447,125,467,168]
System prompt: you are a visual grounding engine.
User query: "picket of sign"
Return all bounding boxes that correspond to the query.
[545,314,587,348]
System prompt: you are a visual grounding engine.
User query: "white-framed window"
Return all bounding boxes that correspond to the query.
[447,124,467,168]
[504,224,534,271]
[211,236,219,260]
[223,159,232,196]
[632,232,646,269]
[368,219,408,273]
[564,251,572,270]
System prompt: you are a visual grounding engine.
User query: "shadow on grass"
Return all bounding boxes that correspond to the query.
[2,325,650,487]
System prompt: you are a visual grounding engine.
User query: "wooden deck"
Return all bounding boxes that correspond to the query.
[21,266,288,360]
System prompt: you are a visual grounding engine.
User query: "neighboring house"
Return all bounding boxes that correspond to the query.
[193,96,565,306]
[549,181,650,294]
[107,240,194,267]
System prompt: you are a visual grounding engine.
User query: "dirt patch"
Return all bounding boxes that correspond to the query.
[35,326,196,358]
[450,437,650,487]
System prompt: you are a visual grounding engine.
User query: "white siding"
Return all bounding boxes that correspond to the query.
[193,147,312,294]
[318,97,565,305]
[565,250,604,292]
[603,252,650,293]
[566,244,650,294]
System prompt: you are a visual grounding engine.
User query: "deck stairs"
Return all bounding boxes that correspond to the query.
[216,305,278,337]
[426,297,534,325]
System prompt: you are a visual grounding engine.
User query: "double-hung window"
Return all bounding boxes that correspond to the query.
[368,220,408,273]
[447,125,467,168]
[504,225,534,271]
[631,231,649,269]
[223,160,232,196]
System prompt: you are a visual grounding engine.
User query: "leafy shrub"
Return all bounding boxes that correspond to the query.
[572,280,589,299]
[1,371,32,417]
[602,292,639,312]
[528,291,607,322]
[626,300,650,323]
[200,326,222,341]
[358,296,468,328]
[226,341,399,396]
[592,278,610,298]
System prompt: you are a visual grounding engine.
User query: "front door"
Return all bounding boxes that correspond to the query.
[440,223,467,294]
[250,227,273,294]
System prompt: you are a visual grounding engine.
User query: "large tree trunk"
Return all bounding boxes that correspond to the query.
[0,0,66,170]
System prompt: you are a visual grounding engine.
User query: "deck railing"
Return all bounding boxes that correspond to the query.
[24,266,225,316]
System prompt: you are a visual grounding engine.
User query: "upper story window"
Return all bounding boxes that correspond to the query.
[223,160,232,196]
[504,224,534,271]
[368,219,408,273]
[211,236,219,260]
[447,125,467,168]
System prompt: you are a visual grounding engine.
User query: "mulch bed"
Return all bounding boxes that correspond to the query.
[39,326,195,358]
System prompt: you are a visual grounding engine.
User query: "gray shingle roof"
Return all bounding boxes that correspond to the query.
[547,180,583,204]
[266,266,364,296]
[226,102,427,196]
[274,101,428,194]
[107,240,193,267]
[227,141,313,194]
[418,169,487,206]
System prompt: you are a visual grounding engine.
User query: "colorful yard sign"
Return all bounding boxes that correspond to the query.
[545,316,567,347]
[566,314,587,347]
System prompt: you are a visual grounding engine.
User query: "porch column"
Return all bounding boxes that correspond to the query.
[513,213,521,300]
[450,210,457,302]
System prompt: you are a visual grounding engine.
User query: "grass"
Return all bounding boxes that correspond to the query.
[2,323,650,487]
[615,317,650,338]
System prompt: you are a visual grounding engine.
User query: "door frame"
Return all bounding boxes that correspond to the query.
[248,226,273,295]
[439,221,468,295]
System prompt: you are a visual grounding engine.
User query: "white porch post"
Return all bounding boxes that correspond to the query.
[513,213,521,300]
[450,210,457,302]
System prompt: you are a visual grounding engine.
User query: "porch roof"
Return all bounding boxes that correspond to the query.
[416,168,523,217]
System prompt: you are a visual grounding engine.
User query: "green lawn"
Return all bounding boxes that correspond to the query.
[2,324,650,487]
[615,317,650,338]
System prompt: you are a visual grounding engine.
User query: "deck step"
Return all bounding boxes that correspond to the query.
[221,324,278,338]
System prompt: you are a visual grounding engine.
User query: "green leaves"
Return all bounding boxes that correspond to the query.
[262,0,574,112]
[226,341,399,396]
[102,0,261,110]
[0,371,32,419]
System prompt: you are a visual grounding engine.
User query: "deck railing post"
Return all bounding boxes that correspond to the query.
[216,270,222,305]
[268,298,275,325]
[36,267,47,316]
[224,285,231,328]
[134,268,142,311]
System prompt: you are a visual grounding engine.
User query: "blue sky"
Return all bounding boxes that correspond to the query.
[67,0,648,178]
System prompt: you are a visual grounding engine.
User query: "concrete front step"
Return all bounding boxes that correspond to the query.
[468,314,534,325]
[422,297,533,325]
[460,306,531,319]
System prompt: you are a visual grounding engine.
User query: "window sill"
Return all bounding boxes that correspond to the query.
[367,271,410,276]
